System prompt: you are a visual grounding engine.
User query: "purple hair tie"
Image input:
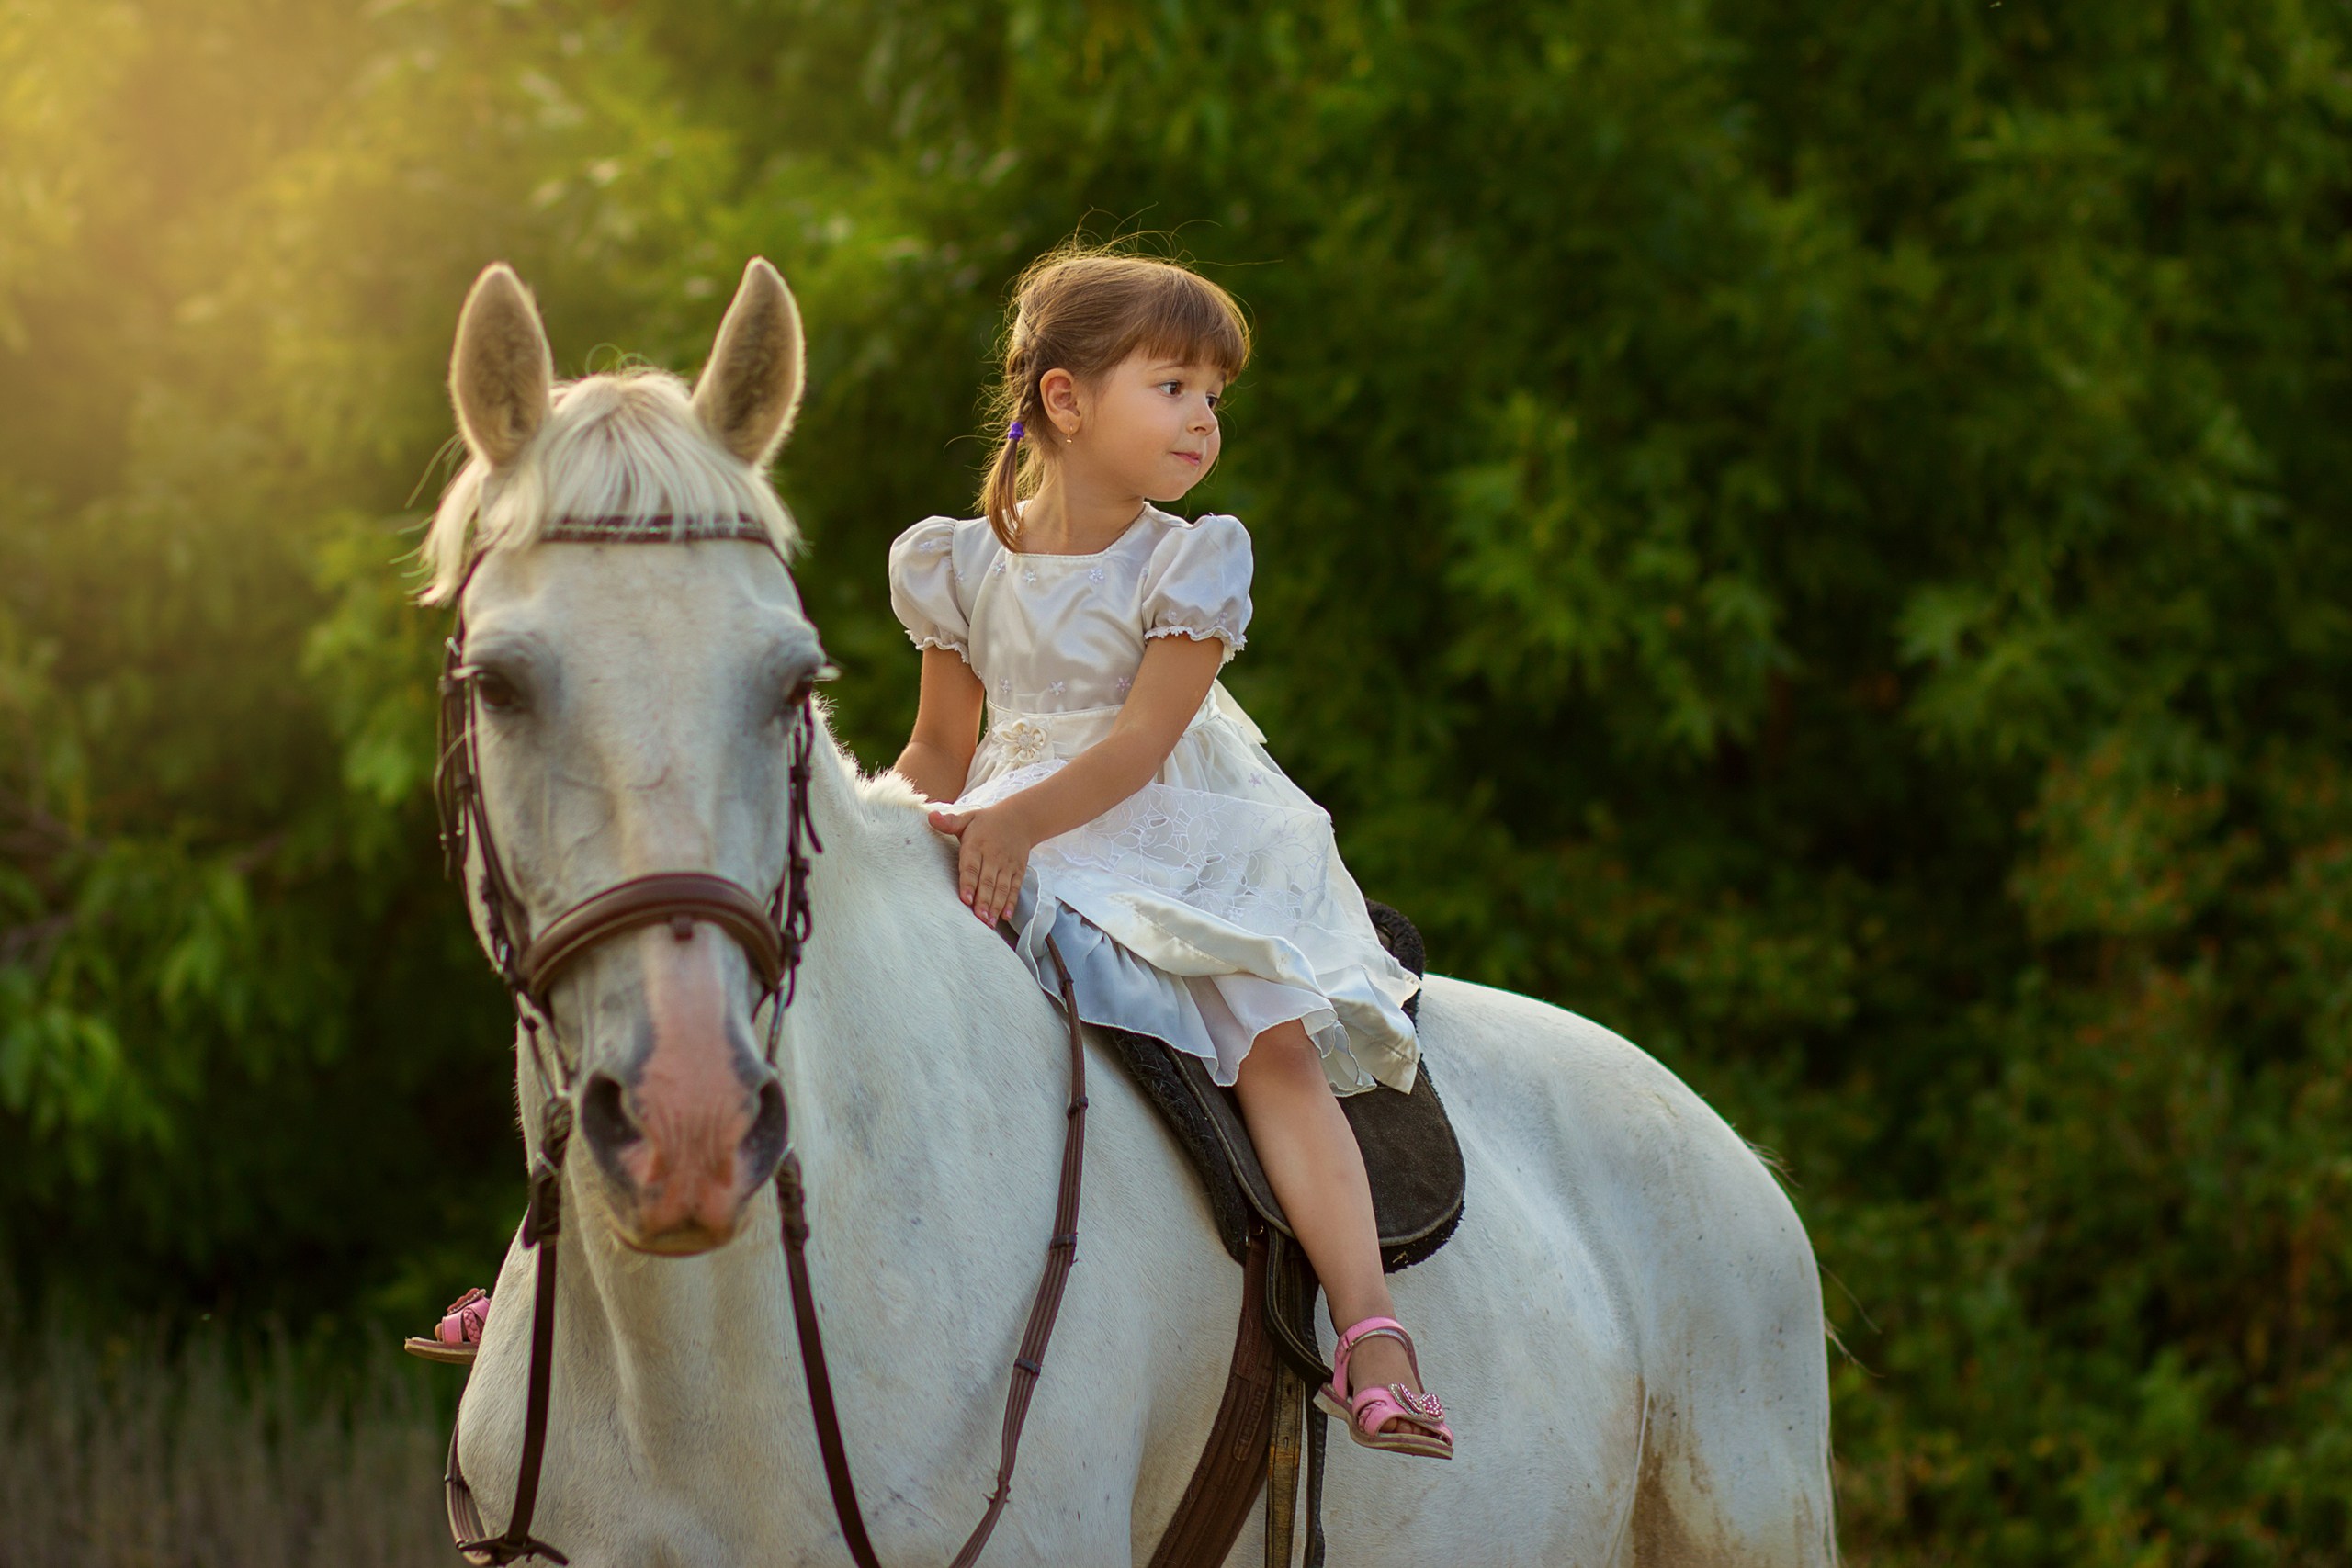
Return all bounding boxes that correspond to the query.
[1007,421,1025,442]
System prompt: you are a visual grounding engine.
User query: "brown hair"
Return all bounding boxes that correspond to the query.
[979,246,1252,547]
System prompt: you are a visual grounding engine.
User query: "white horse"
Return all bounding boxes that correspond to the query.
[429,257,1838,1567]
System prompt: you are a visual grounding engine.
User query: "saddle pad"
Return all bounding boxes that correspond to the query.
[1097,902,1466,1272]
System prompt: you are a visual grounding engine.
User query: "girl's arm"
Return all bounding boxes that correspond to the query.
[891,649,986,803]
[933,633,1225,925]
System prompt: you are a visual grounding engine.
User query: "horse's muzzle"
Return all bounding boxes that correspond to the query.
[578,1066,786,1253]
[560,918,786,1250]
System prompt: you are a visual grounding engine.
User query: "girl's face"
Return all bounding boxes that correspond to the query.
[1058,352,1226,502]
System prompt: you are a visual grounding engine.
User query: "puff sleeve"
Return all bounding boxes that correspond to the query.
[887,516,970,660]
[1139,513,1254,664]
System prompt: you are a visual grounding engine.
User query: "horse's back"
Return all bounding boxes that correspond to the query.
[1317,975,1836,1566]
[1414,974,1821,1318]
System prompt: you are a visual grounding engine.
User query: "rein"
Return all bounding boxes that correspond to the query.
[776,953,1089,1568]
[435,522,1088,1567]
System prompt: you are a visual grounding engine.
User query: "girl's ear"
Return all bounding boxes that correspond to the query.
[694,257,806,465]
[1040,367,1082,441]
[449,263,553,468]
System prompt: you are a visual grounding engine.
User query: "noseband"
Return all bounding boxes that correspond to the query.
[434,519,1087,1568]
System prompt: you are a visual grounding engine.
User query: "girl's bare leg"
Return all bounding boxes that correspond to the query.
[1231,1019,1422,1414]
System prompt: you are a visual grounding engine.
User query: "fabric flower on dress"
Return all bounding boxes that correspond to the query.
[990,716,1053,767]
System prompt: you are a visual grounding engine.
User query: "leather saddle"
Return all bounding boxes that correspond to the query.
[1095,901,1466,1274]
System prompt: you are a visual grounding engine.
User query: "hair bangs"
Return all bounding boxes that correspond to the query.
[1119,269,1251,381]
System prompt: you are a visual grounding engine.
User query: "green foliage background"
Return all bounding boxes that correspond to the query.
[4,0,2349,1558]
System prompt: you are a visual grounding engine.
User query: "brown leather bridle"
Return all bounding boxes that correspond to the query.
[435,519,1087,1568]
[431,515,818,1037]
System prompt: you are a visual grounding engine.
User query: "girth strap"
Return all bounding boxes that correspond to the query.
[1147,1231,1280,1568]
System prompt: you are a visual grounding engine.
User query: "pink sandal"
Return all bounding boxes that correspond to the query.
[402,1287,490,1366]
[1314,1316,1453,1460]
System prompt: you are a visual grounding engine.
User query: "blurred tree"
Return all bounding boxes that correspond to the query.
[4,0,2352,1559]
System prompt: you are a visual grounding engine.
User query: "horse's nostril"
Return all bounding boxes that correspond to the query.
[579,1072,640,1156]
[742,1078,787,1179]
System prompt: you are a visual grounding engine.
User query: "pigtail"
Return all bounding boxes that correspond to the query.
[981,422,1026,548]
[978,323,1038,547]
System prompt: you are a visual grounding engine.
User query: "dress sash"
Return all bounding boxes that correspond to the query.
[979,681,1264,768]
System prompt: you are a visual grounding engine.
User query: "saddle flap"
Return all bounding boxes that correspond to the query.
[1098,902,1466,1273]
[1170,1053,1464,1267]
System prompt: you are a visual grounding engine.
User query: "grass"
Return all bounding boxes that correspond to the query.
[0,1314,454,1568]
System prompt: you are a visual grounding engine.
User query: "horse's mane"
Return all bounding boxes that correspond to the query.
[817,702,962,850]
[420,367,797,604]
[847,744,931,819]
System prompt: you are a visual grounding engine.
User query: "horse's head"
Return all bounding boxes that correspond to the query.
[428,260,826,1255]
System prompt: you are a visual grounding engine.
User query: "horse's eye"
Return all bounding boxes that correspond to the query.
[776,663,837,721]
[470,668,524,713]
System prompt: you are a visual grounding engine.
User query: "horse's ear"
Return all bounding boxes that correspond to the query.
[450,263,552,468]
[694,257,805,466]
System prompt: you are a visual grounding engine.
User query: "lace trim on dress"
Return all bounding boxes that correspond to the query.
[910,633,971,663]
[1145,623,1249,654]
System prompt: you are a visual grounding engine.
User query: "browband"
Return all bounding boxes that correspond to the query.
[536,513,776,545]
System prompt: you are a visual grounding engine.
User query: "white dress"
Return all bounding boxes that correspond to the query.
[889,504,1421,1095]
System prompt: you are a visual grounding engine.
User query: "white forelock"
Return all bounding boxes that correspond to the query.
[421,368,796,604]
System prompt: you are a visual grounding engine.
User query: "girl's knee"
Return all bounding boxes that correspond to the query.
[1254,1016,1312,1051]
[1243,1021,1326,1085]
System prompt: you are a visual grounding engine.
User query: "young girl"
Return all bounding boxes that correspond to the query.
[888,248,1452,1458]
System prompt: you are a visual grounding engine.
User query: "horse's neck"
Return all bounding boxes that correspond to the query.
[779,734,1055,1230]
[552,725,1052,1387]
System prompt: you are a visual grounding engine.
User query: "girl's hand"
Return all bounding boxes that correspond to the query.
[928,803,1038,927]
